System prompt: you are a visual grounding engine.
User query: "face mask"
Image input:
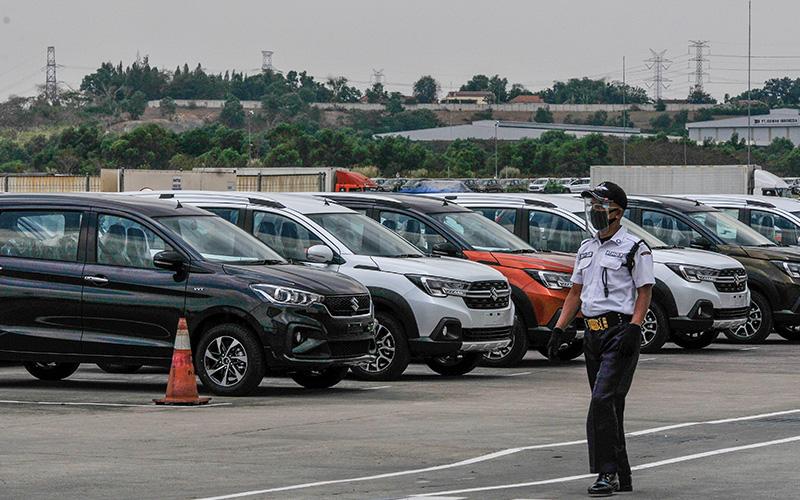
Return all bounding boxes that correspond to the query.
[585,199,621,234]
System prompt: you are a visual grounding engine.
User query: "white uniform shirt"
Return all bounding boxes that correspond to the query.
[570,226,655,317]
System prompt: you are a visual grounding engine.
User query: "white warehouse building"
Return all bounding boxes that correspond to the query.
[686,108,800,146]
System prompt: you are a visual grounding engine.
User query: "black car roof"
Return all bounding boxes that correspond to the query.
[323,193,472,214]
[0,193,210,217]
[627,195,719,213]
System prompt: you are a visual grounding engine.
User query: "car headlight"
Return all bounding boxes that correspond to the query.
[773,261,800,279]
[250,284,323,306]
[665,263,720,283]
[406,275,470,297]
[526,270,572,289]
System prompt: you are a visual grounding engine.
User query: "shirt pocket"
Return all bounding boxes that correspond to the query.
[599,256,625,293]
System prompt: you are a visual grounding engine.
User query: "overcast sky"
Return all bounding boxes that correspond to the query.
[0,0,797,102]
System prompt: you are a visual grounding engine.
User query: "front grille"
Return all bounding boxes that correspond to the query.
[714,268,747,293]
[714,306,750,320]
[329,339,374,358]
[463,281,510,309]
[462,326,512,342]
[323,294,371,316]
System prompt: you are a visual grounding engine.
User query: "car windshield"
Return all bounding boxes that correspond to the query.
[689,210,775,247]
[429,211,534,253]
[307,212,424,257]
[157,215,286,264]
[621,220,670,249]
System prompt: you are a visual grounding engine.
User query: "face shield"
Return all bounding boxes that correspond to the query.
[584,197,621,234]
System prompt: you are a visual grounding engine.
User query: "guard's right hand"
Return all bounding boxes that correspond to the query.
[547,328,566,361]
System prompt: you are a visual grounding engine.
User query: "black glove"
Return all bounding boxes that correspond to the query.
[547,327,567,361]
[618,323,642,358]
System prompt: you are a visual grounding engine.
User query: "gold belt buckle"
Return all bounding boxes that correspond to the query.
[586,317,609,331]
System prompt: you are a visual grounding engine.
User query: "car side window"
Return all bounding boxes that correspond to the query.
[529,210,587,253]
[252,211,324,262]
[750,209,799,246]
[640,210,702,248]
[377,211,446,254]
[472,207,516,232]
[0,210,83,262]
[719,208,741,221]
[97,214,169,269]
[204,207,240,225]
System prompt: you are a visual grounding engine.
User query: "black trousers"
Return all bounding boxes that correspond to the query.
[583,323,639,475]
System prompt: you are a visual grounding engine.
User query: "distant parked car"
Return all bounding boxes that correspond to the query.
[567,177,591,193]
[399,179,472,193]
[477,179,503,193]
[528,178,552,192]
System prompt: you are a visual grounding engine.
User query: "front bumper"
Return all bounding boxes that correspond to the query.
[669,300,749,333]
[250,303,377,370]
[528,308,583,347]
[409,319,512,357]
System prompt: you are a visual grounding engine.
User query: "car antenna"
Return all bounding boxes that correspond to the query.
[442,199,449,206]
[176,199,183,209]
[323,198,330,206]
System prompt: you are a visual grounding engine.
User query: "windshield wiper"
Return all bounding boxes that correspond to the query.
[237,259,286,265]
[389,253,424,258]
[504,249,538,254]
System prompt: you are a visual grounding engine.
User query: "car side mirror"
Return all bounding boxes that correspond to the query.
[432,241,460,257]
[306,244,335,263]
[689,236,713,250]
[153,250,186,271]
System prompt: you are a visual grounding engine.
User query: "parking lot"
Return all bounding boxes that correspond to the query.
[1,338,798,500]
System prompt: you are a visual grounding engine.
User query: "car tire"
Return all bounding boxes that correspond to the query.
[670,329,719,350]
[723,291,772,344]
[290,366,348,389]
[776,325,800,341]
[195,323,266,397]
[24,361,80,381]
[426,352,482,376]
[481,314,528,368]
[97,363,143,374]
[349,311,410,381]
[640,302,669,353]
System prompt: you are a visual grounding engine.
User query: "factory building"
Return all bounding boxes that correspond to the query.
[686,108,800,146]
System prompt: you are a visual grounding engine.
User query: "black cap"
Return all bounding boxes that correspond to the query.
[581,181,627,210]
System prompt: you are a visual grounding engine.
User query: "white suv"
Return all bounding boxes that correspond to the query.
[430,193,750,352]
[130,191,514,380]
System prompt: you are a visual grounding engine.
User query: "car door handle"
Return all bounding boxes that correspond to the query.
[84,275,109,285]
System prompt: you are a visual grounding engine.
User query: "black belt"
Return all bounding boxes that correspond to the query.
[584,312,632,332]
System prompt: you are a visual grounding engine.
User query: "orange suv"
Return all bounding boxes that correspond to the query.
[320,193,582,367]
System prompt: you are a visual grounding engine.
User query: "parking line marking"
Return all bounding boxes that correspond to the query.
[0,399,231,409]
[739,347,760,351]
[414,435,800,497]
[361,385,391,390]
[639,357,657,362]
[502,372,532,377]
[193,407,800,499]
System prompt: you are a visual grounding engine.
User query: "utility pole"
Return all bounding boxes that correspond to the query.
[494,121,499,179]
[45,46,57,102]
[622,56,627,167]
[261,50,274,72]
[688,40,710,95]
[747,1,752,166]
[645,49,672,101]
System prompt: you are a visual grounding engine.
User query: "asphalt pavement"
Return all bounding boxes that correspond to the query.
[0,338,798,499]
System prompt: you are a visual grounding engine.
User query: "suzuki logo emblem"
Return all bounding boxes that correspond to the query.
[733,274,742,285]
[350,297,360,311]
[490,288,498,301]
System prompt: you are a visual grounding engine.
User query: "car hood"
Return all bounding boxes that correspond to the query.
[369,256,506,281]
[466,251,574,273]
[737,245,800,262]
[222,264,368,295]
[651,247,744,269]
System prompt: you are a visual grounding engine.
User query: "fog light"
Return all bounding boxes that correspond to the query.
[442,326,448,337]
[294,331,305,345]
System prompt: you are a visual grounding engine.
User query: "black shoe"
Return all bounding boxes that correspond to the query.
[588,473,619,496]
[618,474,633,492]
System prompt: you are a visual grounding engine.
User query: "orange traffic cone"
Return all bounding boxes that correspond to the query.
[154,317,210,405]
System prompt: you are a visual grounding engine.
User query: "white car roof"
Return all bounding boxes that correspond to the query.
[124,190,356,215]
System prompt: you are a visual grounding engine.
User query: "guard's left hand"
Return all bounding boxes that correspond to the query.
[618,323,641,358]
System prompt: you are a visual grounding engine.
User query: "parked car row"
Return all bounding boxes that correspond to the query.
[3,190,798,397]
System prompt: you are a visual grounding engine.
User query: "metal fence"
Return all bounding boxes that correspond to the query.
[237,173,325,192]
[1,175,101,193]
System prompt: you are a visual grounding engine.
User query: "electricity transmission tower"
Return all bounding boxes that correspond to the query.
[45,46,57,102]
[644,49,672,101]
[688,40,710,94]
[261,50,274,72]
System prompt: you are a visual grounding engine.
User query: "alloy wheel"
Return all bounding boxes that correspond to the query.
[727,301,762,341]
[360,323,395,373]
[640,309,658,347]
[484,334,514,361]
[203,335,248,387]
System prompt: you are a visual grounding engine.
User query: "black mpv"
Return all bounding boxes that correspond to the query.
[0,194,376,396]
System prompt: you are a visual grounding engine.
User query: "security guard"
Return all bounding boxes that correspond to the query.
[548,181,654,496]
